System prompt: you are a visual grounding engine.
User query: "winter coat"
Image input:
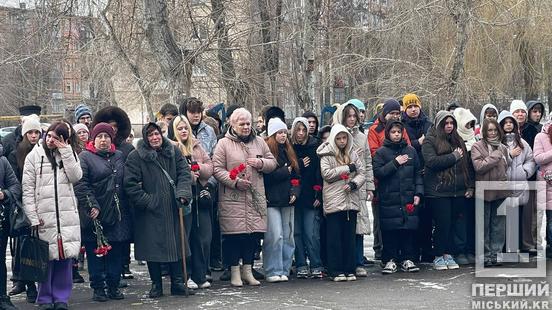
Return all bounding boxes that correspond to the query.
[521,122,539,150]
[402,112,432,162]
[263,144,301,208]
[124,124,193,262]
[332,102,375,234]
[189,139,214,187]
[503,135,535,205]
[74,144,132,243]
[212,129,277,235]
[471,140,511,202]
[293,136,322,209]
[373,139,423,231]
[22,142,82,260]
[0,156,21,233]
[368,118,411,157]
[532,124,552,210]
[422,112,475,198]
[317,124,366,215]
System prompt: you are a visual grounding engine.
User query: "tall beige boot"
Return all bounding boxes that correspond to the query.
[230,265,243,287]
[241,264,261,286]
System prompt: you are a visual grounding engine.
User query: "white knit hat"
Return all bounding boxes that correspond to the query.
[510,100,527,114]
[267,118,287,136]
[21,114,42,136]
[73,123,89,134]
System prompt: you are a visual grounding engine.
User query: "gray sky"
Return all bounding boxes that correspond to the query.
[0,0,33,8]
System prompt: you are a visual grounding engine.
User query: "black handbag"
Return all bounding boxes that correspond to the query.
[19,230,49,283]
[8,199,31,237]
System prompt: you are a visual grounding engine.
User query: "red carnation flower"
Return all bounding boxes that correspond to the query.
[405,203,415,215]
[229,169,239,180]
[291,179,300,187]
[191,164,200,172]
[312,185,322,191]
[238,163,247,172]
[340,173,349,181]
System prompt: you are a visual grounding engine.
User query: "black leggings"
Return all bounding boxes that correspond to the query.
[222,233,260,266]
[0,232,8,296]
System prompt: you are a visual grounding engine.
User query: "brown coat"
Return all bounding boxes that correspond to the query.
[471,140,511,202]
[212,130,277,235]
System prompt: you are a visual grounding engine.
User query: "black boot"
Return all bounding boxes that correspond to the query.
[169,261,195,296]
[107,287,124,300]
[0,295,17,310]
[26,282,37,303]
[8,281,25,296]
[72,265,85,284]
[92,288,108,302]
[147,262,163,298]
[219,268,231,281]
[122,264,134,279]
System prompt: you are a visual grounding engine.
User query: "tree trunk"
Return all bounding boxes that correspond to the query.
[100,3,154,121]
[257,0,282,106]
[517,34,538,101]
[143,0,191,102]
[446,0,472,100]
[210,0,249,106]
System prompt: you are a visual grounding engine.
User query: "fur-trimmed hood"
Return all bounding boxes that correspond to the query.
[92,106,131,146]
[135,122,175,162]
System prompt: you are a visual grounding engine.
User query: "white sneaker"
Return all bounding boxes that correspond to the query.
[186,278,198,289]
[333,274,347,282]
[355,267,367,277]
[346,274,357,281]
[279,275,289,282]
[198,281,211,289]
[266,275,280,283]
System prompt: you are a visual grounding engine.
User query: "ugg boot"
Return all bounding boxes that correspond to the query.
[230,266,243,287]
[241,264,260,286]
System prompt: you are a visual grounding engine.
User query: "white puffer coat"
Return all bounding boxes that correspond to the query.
[22,142,82,260]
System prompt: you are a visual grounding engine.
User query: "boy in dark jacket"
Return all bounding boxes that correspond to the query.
[373,121,423,274]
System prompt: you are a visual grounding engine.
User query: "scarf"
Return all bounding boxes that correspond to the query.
[485,136,502,148]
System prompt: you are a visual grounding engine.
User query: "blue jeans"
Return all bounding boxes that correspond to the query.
[263,207,295,277]
[84,241,123,290]
[294,208,322,271]
[483,199,506,259]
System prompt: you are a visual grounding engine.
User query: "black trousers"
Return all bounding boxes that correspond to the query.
[325,211,357,277]
[427,197,467,256]
[222,233,259,266]
[382,229,416,263]
[0,232,8,296]
[416,202,433,260]
[188,205,212,283]
[147,261,184,285]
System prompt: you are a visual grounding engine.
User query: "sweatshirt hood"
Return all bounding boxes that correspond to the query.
[479,103,498,124]
[316,124,353,157]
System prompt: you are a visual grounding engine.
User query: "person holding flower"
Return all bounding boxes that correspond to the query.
[291,117,323,279]
[212,108,277,287]
[316,124,366,282]
[262,118,301,283]
[373,121,423,274]
[74,123,131,302]
[171,115,214,289]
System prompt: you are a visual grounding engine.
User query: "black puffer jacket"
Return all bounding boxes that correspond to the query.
[74,145,131,243]
[0,156,21,233]
[373,139,423,231]
[263,144,301,208]
[293,136,322,208]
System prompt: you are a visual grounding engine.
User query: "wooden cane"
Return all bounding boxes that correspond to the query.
[178,207,190,297]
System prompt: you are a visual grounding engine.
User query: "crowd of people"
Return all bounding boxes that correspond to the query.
[0,95,550,310]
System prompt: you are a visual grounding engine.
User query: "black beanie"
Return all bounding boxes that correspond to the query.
[382,99,401,118]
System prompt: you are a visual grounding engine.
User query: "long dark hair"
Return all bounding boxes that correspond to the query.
[16,134,39,177]
[500,117,524,149]
[433,116,471,187]
[42,120,77,167]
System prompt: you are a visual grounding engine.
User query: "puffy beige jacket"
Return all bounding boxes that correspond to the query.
[212,130,277,234]
[332,102,375,234]
[317,124,366,215]
[22,142,82,260]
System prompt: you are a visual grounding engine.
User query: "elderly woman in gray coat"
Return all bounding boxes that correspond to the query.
[124,122,192,298]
